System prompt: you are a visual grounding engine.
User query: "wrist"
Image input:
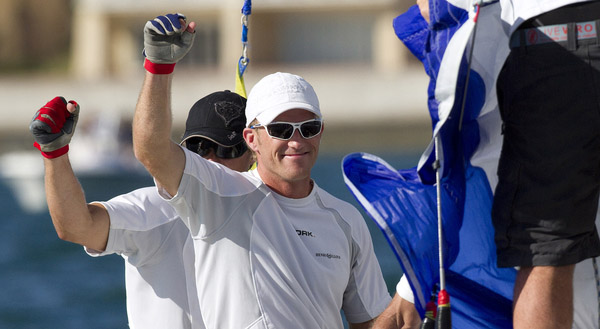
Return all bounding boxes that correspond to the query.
[34,142,69,159]
[144,58,176,74]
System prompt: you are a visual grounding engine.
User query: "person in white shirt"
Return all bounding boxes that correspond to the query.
[133,13,392,329]
[373,1,600,328]
[29,90,254,328]
[493,1,600,328]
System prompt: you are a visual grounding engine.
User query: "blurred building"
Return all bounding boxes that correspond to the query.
[0,0,71,71]
[70,0,417,79]
[0,0,432,155]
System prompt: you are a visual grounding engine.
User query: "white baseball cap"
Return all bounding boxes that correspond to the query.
[245,72,322,127]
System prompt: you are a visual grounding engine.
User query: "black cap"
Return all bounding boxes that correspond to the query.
[180,91,247,147]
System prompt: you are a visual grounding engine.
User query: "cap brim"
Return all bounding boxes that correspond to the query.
[180,128,244,147]
[255,103,321,125]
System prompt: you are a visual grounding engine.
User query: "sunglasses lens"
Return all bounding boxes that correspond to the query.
[260,120,322,140]
[266,123,294,140]
[215,142,248,159]
[300,121,322,138]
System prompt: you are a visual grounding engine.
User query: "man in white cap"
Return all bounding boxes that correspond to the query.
[133,13,391,329]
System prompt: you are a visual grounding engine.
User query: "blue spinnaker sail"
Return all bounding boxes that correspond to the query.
[342,1,516,327]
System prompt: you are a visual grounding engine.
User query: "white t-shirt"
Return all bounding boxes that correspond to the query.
[86,187,204,329]
[498,0,593,36]
[161,147,391,329]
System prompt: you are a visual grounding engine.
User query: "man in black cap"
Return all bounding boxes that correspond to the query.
[180,90,253,172]
[30,91,253,329]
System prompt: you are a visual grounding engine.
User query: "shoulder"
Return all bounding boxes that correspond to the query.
[106,186,161,202]
[105,187,171,212]
[178,157,262,197]
[313,185,372,241]
[102,187,179,231]
[315,186,363,219]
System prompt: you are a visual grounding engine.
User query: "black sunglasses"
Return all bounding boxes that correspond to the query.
[250,119,322,140]
[185,138,248,159]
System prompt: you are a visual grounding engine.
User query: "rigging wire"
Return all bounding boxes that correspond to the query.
[433,3,486,327]
[235,0,252,97]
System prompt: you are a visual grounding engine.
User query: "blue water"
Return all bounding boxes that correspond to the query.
[0,151,420,328]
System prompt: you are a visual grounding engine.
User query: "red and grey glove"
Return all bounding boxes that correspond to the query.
[143,13,195,74]
[29,96,79,159]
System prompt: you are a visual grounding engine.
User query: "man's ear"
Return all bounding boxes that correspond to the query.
[243,128,259,153]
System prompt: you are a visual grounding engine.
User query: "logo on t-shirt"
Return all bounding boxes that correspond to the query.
[316,252,341,260]
[296,229,315,237]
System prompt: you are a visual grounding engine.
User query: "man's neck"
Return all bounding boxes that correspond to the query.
[258,170,314,199]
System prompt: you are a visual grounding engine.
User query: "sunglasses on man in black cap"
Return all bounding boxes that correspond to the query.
[184,137,248,159]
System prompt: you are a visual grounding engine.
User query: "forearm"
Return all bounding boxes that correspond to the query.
[373,307,401,329]
[44,156,109,250]
[133,72,172,163]
[133,72,184,196]
[372,293,421,329]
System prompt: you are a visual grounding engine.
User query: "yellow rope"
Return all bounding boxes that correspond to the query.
[235,63,247,98]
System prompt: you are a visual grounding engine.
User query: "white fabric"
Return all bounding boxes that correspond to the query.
[85,187,204,329]
[245,72,321,126]
[498,0,593,36]
[573,202,600,329]
[396,275,415,304]
[161,147,391,329]
[573,257,600,329]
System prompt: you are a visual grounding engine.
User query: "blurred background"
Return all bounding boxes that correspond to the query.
[0,0,434,327]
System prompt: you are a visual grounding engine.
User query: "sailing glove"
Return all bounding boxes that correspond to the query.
[29,96,79,159]
[143,13,195,74]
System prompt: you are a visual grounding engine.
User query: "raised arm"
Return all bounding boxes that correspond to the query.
[132,13,195,197]
[44,156,110,251]
[30,97,109,251]
[133,71,185,196]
